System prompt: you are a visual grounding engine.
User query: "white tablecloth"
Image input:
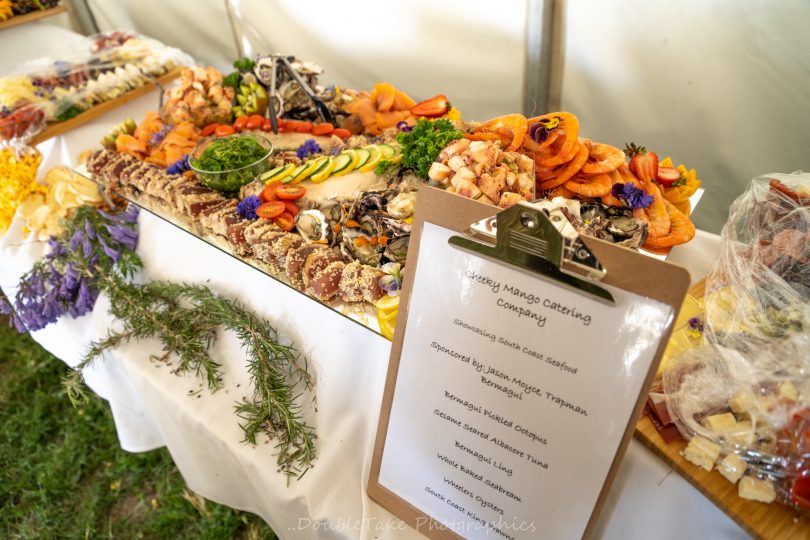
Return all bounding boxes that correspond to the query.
[0,91,750,539]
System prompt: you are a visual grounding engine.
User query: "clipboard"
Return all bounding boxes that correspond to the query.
[368,186,691,540]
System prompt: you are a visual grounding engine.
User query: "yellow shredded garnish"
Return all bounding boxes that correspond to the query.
[446,107,461,121]
[0,147,44,232]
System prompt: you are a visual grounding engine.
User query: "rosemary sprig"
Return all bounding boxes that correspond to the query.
[65,277,316,477]
[3,204,317,478]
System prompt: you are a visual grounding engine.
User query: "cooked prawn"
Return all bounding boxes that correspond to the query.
[527,112,579,149]
[521,128,561,153]
[643,200,695,248]
[466,114,528,151]
[633,182,670,237]
[565,172,611,197]
[545,184,576,198]
[580,140,625,174]
[618,163,644,189]
[534,134,580,168]
[600,169,625,206]
[536,141,589,190]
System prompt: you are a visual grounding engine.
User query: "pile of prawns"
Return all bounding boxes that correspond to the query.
[464,111,696,249]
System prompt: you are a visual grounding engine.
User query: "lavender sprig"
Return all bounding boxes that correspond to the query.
[2,205,142,333]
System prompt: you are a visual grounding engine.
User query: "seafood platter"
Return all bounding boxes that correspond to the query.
[0,30,192,141]
[76,54,704,338]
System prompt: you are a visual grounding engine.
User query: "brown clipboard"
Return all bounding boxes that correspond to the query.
[367,186,691,539]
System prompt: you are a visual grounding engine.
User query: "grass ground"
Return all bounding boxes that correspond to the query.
[0,322,277,540]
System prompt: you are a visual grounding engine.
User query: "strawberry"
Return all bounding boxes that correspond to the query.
[625,142,659,186]
[411,94,451,118]
[656,166,683,188]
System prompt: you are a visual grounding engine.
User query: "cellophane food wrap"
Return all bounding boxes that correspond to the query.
[663,172,810,507]
[0,30,193,141]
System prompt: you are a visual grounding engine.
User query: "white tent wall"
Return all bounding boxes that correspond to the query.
[82,0,810,233]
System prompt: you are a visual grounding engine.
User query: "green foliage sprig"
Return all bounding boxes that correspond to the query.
[396,118,462,179]
[53,207,316,479]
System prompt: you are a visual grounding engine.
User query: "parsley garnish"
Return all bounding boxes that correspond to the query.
[233,57,255,72]
[222,71,240,89]
[375,159,396,175]
[396,118,462,179]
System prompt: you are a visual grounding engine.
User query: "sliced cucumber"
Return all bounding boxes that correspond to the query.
[359,145,383,173]
[284,164,308,183]
[331,153,353,175]
[354,148,371,169]
[379,144,397,158]
[261,163,295,183]
[310,157,336,183]
[291,157,328,183]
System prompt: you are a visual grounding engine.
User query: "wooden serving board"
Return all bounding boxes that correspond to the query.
[32,67,182,145]
[633,279,810,540]
[0,5,67,31]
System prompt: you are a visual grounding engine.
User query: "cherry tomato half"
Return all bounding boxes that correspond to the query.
[255,201,286,220]
[311,122,335,136]
[261,119,272,132]
[332,128,352,139]
[246,114,264,130]
[275,185,306,201]
[294,121,313,133]
[274,212,295,231]
[215,125,236,137]
[233,115,250,131]
[201,124,219,137]
[260,181,282,202]
[283,201,300,217]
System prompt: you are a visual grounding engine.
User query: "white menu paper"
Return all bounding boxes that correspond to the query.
[378,222,673,540]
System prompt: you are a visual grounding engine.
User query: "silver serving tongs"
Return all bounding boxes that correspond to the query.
[265,54,335,134]
[449,202,614,304]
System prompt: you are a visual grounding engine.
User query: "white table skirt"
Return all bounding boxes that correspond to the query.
[0,90,749,539]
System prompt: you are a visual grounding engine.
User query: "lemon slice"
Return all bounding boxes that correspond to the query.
[309,157,336,183]
[378,309,398,323]
[351,148,369,169]
[375,294,400,311]
[358,145,383,173]
[379,316,395,340]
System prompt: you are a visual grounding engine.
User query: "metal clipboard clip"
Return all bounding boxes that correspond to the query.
[448,201,615,304]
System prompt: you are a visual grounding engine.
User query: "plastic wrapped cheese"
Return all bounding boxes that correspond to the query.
[664,172,810,509]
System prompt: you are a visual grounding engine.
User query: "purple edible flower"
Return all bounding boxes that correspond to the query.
[528,122,551,144]
[396,121,413,133]
[123,205,140,224]
[98,236,120,262]
[82,237,93,259]
[167,154,190,175]
[84,220,96,239]
[69,228,84,251]
[105,223,138,251]
[611,183,653,209]
[236,195,261,220]
[46,237,66,258]
[296,139,322,160]
[378,262,403,296]
[688,316,704,332]
[149,124,172,146]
